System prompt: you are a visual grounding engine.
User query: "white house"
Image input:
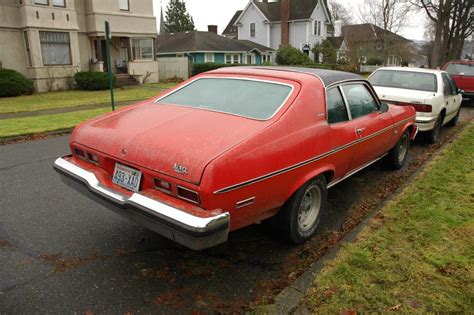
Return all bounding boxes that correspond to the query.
[223,0,333,61]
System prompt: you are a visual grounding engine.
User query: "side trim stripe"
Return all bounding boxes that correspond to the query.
[213,117,414,195]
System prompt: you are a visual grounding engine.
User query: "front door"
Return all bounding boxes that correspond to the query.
[340,83,394,170]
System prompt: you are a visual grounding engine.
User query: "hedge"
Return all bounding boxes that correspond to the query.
[191,63,253,76]
[0,69,34,97]
[74,71,115,91]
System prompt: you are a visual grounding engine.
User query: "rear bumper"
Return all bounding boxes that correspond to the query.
[416,115,438,132]
[53,156,230,250]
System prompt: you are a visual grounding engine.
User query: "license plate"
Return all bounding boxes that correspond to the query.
[112,163,142,192]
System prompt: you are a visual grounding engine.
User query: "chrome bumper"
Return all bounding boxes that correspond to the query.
[53,156,230,250]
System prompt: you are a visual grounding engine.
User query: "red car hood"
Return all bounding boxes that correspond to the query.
[73,103,271,184]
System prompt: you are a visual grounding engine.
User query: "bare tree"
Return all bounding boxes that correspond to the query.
[358,0,414,65]
[411,0,473,67]
[329,1,353,25]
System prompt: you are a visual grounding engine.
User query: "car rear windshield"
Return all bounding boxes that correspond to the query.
[369,70,438,92]
[445,63,474,76]
[155,78,293,120]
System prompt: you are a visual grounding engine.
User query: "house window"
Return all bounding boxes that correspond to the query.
[34,0,48,5]
[23,31,32,67]
[204,53,214,63]
[360,56,367,64]
[376,43,382,50]
[262,54,270,63]
[246,54,255,64]
[52,0,65,7]
[132,38,153,60]
[250,23,256,37]
[225,54,240,64]
[39,31,71,65]
[314,21,321,36]
[119,0,129,11]
[388,55,395,65]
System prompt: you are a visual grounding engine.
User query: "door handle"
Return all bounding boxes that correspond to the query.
[356,128,366,134]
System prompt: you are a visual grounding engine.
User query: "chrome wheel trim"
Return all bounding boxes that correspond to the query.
[297,185,322,232]
[398,134,409,163]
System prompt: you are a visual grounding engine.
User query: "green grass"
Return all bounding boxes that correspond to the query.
[305,122,474,312]
[0,83,176,114]
[0,108,111,138]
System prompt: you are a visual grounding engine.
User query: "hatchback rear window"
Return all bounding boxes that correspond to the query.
[156,78,293,120]
[369,70,438,92]
[445,63,474,76]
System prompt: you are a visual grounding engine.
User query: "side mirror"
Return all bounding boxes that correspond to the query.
[380,102,389,113]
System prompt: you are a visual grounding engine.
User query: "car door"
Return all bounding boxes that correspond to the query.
[340,83,394,171]
[446,73,462,111]
[325,86,356,178]
[441,73,457,122]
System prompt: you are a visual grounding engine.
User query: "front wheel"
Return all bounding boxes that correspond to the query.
[385,129,410,170]
[280,176,327,244]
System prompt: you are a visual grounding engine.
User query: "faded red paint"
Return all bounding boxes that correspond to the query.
[67,68,416,233]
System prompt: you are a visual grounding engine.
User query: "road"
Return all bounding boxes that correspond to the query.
[1,106,473,313]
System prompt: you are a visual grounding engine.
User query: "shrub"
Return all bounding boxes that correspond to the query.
[191,63,247,76]
[366,57,384,66]
[74,71,115,90]
[0,69,34,97]
[276,45,313,65]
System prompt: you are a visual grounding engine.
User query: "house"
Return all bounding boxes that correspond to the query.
[156,27,274,65]
[224,0,333,61]
[0,0,158,92]
[326,36,349,62]
[339,23,413,66]
[222,10,242,39]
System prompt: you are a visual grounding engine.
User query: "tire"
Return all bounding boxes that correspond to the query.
[447,108,461,127]
[427,114,443,144]
[385,129,410,170]
[280,176,327,244]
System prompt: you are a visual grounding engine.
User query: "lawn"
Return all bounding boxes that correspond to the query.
[0,83,177,114]
[0,108,111,138]
[304,122,474,312]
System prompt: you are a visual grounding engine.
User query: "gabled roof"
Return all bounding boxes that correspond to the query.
[326,37,345,49]
[251,0,330,22]
[156,31,274,54]
[222,10,242,36]
[341,23,410,44]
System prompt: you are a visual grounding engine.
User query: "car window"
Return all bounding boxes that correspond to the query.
[447,74,458,95]
[156,78,293,120]
[369,70,438,92]
[445,63,474,76]
[326,87,349,124]
[341,84,378,119]
[442,73,453,96]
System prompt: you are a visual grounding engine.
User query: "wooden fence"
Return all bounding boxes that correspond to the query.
[157,57,190,81]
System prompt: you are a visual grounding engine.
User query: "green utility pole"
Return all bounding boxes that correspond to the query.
[105,21,115,111]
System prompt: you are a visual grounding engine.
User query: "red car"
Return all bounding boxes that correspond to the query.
[442,60,474,101]
[54,67,417,250]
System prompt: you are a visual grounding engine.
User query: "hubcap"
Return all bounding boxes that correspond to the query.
[398,134,408,163]
[297,185,322,232]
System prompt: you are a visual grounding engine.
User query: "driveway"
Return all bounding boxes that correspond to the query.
[1,106,473,313]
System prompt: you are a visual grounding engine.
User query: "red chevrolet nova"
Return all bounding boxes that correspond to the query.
[54,67,417,250]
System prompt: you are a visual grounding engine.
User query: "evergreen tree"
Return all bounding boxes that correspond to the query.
[164,0,195,33]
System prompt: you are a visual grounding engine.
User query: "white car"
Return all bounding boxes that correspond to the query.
[368,67,462,143]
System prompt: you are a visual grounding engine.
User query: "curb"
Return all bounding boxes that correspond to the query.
[267,122,470,314]
[0,128,73,146]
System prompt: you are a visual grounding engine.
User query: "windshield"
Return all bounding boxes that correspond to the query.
[369,70,438,92]
[445,63,474,76]
[156,78,293,120]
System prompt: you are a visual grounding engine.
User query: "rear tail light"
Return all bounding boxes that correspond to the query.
[74,147,99,164]
[87,153,99,163]
[154,178,172,194]
[177,186,200,204]
[412,104,432,112]
[75,148,86,158]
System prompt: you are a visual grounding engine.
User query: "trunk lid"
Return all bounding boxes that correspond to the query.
[373,86,437,104]
[73,103,272,184]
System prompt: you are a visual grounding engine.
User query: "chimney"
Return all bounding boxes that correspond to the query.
[280,0,290,46]
[208,25,218,34]
[334,20,342,37]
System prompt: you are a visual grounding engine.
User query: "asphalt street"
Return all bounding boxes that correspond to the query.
[1,105,473,313]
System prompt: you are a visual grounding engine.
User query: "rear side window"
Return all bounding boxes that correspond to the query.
[326,87,349,124]
[369,70,438,92]
[445,63,474,76]
[156,78,293,120]
[442,73,454,96]
[341,84,378,119]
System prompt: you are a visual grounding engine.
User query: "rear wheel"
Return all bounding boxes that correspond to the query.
[385,129,410,169]
[427,114,443,144]
[280,176,327,244]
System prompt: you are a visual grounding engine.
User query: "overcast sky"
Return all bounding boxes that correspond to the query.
[152,0,427,41]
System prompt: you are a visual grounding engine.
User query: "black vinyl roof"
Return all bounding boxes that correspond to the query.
[253,67,364,87]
